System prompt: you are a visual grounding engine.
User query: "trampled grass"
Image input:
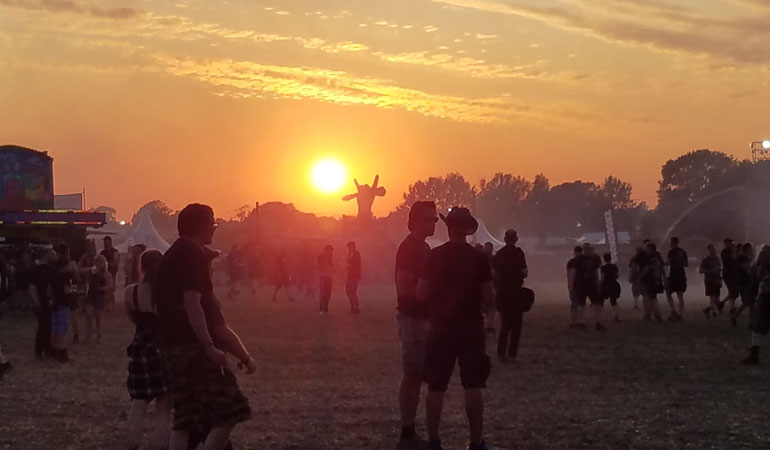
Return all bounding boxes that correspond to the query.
[1,282,770,449]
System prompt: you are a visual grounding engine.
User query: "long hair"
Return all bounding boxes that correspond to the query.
[139,250,163,307]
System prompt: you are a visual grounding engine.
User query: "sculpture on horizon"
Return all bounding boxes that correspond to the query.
[342,175,386,221]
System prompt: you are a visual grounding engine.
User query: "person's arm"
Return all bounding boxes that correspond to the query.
[182,290,228,368]
[567,267,575,292]
[123,286,135,323]
[211,324,256,373]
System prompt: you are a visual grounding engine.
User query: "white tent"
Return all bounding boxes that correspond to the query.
[118,211,171,253]
[470,220,505,250]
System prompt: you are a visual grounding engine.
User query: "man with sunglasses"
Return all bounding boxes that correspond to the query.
[395,201,437,448]
[157,203,256,450]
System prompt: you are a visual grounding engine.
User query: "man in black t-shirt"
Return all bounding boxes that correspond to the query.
[665,237,689,321]
[156,204,256,450]
[493,229,528,360]
[395,201,436,448]
[346,241,362,313]
[29,248,58,359]
[578,244,605,331]
[567,246,585,328]
[417,207,493,450]
[640,242,664,322]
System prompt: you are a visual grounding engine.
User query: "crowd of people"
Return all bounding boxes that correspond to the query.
[2,198,770,450]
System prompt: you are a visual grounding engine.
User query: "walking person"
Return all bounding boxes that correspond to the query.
[156,204,255,450]
[629,247,645,310]
[665,237,688,321]
[29,248,58,359]
[700,244,722,319]
[50,244,79,362]
[493,230,529,362]
[72,246,95,344]
[731,243,756,327]
[125,250,171,450]
[741,245,770,365]
[318,245,334,314]
[346,241,362,313]
[226,245,243,300]
[641,242,665,322]
[718,239,739,313]
[85,254,113,343]
[395,201,437,448]
[271,249,294,302]
[101,236,121,308]
[580,244,605,331]
[600,253,622,322]
[417,207,493,450]
[567,246,585,328]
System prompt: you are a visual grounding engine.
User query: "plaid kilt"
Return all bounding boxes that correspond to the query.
[164,344,251,431]
[127,330,169,400]
[51,307,70,337]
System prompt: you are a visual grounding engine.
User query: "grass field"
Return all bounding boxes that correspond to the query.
[1,281,770,450]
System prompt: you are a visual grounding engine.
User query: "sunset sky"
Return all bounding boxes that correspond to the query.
[2,0,769,221]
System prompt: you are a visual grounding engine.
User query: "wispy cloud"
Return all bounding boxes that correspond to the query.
[431,0,770,67]
[0,0,144,19]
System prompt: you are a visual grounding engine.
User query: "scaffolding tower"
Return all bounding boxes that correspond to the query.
[751,140,770,162]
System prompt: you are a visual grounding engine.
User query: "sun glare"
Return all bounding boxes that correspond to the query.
[311,158,348,193]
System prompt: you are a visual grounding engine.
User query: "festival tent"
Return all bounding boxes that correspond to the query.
[117,211,171,253]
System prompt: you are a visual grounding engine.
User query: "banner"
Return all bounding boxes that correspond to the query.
[54,193,84,210]
[604,210,618,263]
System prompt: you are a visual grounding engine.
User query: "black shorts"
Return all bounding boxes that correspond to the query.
[425,324,490,393]
[705,282,722,298]
[576,284,601,306]
[666,276,687,294]
[725,281,740,298]
[601,282,621,306]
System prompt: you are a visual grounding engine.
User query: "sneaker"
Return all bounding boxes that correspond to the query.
[469,442,492,450]
[0,361,12,381]
[595,322,607,332]
[397,433,425,449]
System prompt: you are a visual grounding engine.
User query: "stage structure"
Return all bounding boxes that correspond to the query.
[751,140,770,162]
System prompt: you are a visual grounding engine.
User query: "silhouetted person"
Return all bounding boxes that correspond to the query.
[665,237,688,321]
[417,207,493,450]
[731,243,756,327]
[296,244,315,300]
[125,244,147,286]
[493,230,528,362]
[628,247,645,310]
[600,252,621,322]
[29,248,58,359]
[577,243,604,331]
[272,249,294,302]
[51,244,79,362]
[567,246,585,328]
[346,242,361,313]
[156,204,255,450]
[85,254,113,343]
[700,244,722,319]
[101,236,120,306]
[718,239,739,313]
[318,245,334,314]
[641,242,664,322]
[0,345,11,381]
[742,245,770,365]
[226,245,243,299]
[124,250,171,450]
[395,201,437,448]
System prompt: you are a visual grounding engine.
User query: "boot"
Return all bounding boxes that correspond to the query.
[742,346,760,365]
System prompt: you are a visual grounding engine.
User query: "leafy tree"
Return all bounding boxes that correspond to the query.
[597,176,636,211]
[544,181,602,236]
[658,149,736,213]
[399,173,477,214]
[131,200,178,239]
[476,173,531,236]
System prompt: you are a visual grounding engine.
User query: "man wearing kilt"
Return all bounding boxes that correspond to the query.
[157,204,256,450]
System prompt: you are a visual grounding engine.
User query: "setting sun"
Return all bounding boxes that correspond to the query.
[310,158,348,194]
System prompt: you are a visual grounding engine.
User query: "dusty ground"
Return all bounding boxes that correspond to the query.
[1,281,769,450]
